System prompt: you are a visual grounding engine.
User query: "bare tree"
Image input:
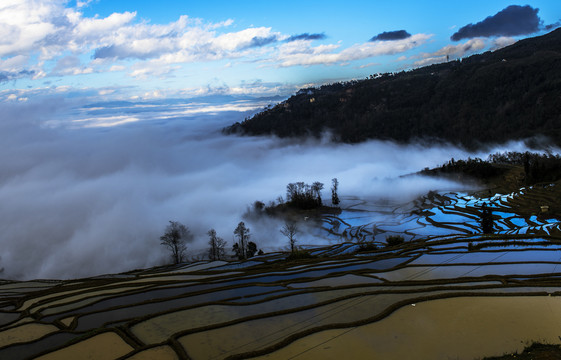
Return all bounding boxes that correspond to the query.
[207,229,226,261]
[280,221,299,253]
[160,221,192,264]
[234,221,250,259]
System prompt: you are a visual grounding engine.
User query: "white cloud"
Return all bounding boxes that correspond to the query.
[212,27,279,51]
[73,11,136,41]
[76,0,94,8]
[0,1,436,83]
[50,55,93,76]
[273,34,432,67]
[98,89,115,96]
[129,63,180,79]
[109,65,125,72]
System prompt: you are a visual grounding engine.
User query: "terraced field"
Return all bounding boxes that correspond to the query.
[2,184,561,359]
[324,184,561,243]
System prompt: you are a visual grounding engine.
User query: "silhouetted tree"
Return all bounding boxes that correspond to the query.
[232,243,241,259]
[480,203,494,234]
[207,229,226,261]
[160,221,192,264]
[523,153,530,181]
[312,181,324,205]
[280,221,299,253]
[247,241,258,258]
[385,235,404,247]
[331,178,340,206]
[233,221,251,259]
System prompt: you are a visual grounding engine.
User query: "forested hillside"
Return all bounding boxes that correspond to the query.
[225,29,561,148]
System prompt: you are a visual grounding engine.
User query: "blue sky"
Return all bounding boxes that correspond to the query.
[1,1,560,102]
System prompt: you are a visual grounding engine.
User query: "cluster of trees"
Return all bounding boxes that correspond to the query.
[286,181,324,209]
[160,179,342,264]
[224,29,561,148]
[232,221,262,260]
[160,221,262,264]
[285,178,340,210]
[160,218,309,264]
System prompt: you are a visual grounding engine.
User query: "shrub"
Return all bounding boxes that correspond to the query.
[386,235,405,247]
[357,242,379,252]
[286,248,316,261]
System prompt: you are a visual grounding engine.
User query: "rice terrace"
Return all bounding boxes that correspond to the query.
[2,2,561,359]
[3,153,561,359]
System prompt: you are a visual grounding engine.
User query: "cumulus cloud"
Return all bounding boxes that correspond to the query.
[451,5,542,41]
[0,1,286,80]
[0,95,507,280]
[370,30,411,42]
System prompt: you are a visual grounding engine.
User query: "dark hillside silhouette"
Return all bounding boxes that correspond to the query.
[225,29,561,148]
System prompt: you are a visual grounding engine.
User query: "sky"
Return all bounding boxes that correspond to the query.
[0,1,560,102]
[0,1,560,280]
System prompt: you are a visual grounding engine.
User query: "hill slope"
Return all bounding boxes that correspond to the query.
[225,29,561,148]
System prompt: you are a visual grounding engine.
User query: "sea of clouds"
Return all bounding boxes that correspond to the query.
[0,96,539,279]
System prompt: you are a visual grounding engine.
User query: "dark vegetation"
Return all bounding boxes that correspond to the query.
[286,181,324,209]
[479,204,495,234]
[159,221,262,264]
[385,235,405,247]
[246,180,342,219]
[357,242,379,252]
[483,343,561,360]
[232,221,262,260]
[160,180,340,264]
[225,29,561,148]
[421,151,561,186]
[285,248,316,261]
[420,157,508,180]
[489,151,561,184]
[207,229,226,261]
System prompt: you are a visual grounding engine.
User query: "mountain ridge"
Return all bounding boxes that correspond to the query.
[225,29,561,148]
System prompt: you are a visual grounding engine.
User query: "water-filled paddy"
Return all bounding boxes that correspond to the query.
[2,186,561,359]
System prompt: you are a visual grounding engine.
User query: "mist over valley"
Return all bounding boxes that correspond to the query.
[0,96,537,280]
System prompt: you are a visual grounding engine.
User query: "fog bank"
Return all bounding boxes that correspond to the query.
[0,97,536,279]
